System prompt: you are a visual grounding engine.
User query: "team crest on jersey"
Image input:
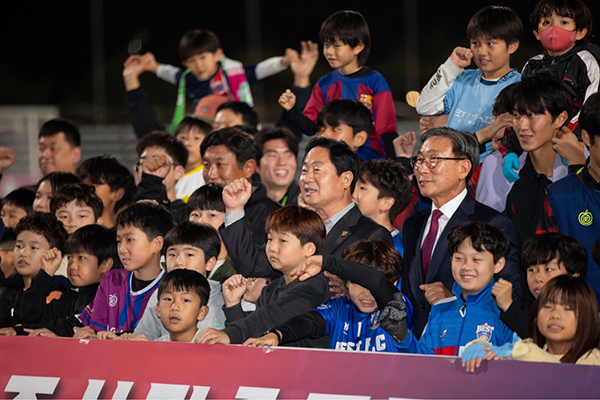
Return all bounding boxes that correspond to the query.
[370,310,381,330]
[476,323,494,342]
[108,294,118,307]
[358,94,373,110]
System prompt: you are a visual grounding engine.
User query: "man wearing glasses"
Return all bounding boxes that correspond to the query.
[402,127,525,338]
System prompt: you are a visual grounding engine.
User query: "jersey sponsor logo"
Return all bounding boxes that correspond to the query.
[108,294,118,307]
[476,323,494,342]
[358,94,373,110]
[579,210,593,226]
[452,109,493,127]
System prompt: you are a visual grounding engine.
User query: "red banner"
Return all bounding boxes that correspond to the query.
[1,336,598,399]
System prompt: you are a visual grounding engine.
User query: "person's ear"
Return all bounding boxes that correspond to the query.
[156,303,161,319]
[205,256,217,272]
[553,111,569,128]
[182,60,189,69]
[98,258,113,274]
[575,28,588,41]
[214,48,224,59]
[174,165,185,181]
[582,130,592,148]
[197,305,209,321]
[96,216,105,226]
[508,41,519,55]
[242,159,257,178]
[112,188,125,203]
[533,29,540,41]
[353,41,365,55]
[152,236,164,254]
[71,146,82,165]
[303,242,316,258]
[379,196,395,213]
[352,131,368,150]
[494,257,506,274]
[457,159,472,181]
[340,171,354,190]
[572,272,580,278]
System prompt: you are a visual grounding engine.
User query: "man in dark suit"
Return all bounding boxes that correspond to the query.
[401,127,526,337]
[219,137,391,280]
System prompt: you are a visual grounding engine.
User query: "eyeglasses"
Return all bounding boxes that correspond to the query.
[410,155,468,170]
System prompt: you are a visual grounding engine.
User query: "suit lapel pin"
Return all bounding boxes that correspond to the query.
[341,231,349,237]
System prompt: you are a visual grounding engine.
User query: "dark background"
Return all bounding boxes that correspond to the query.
[1,1,599,123]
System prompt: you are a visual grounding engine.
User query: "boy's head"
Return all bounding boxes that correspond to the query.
[317,100,371,151]
[213,101,259,131]
[163,221,221,276]
[200,127,257,186]
[33,172,81,213]
[37,119,82,176]
[254,128,298,195]
[174,117,212,170]
[77,155,137,216]
[136,131,187,193]
[355,159,412,224]
[1,188,35,228]
[522,232,587,298]
[466,6,522,80]
[50,184,103,234]
[530,0,592,54]
[340,239,402,313]
[187,183,225,230]
[178,29,223,80]
[14,212,68,279]
[64,224,119,287]
[264,206,326,273]
[580,93,600,156]
[115,202,175,272]
[447,222,509,297]
[320,10,371,67]
[0,228,16,278]
[156,269,210,342]
[510,74,571,152]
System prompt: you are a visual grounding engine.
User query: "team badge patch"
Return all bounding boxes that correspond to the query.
[108,294,118,307]
[358,94,373,110]
[476,323,494,342]
[579,210,593,226]
[370,310,381,330]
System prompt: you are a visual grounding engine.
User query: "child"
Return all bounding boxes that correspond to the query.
[1,188,35,228]
[463,275,600,371]
[19,224,118,337]
[0,228,16,279]
[493,232,587,338]
[155,269,211,343]
[379,221,516,356]
[280,10,398,159]
[0,213,68,335]
[353,159,412,259]
[196,206,331,346]
[76,202,174,338]
[416,5,522,162]
[50,184,103,234]
[77,155,137,229]
[33,172,81,213]
[187,184,235,283]
[244,240,413,352]
[132,221,226,340]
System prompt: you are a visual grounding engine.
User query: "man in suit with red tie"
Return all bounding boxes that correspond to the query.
[402,127,526,338]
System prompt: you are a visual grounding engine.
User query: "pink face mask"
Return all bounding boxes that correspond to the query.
[538,25,576,53]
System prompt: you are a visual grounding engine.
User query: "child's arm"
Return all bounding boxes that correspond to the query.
[78,278,110,334]
[416,47,471,116]
[369,74,399,158]
[280,89,320,137]
[493,278,528,338]
[221,274,248,326]
[243,310,326,347]
[244,52,292,84]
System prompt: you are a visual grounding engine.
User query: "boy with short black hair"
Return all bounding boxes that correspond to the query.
[380,221,515,356]
[155,268,211,343]
[76,202,174,338]
[0,228,16,279]
[214,101,259,131]
[280,10,398,159]
[50,184,104,234]
[416,5,522,162]
[1,189,35,228]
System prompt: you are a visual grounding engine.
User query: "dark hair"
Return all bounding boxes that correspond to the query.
[200,127,257,167]
[115,202,175,241]
[50,184,104,220]
[38,119,81,148]
[512,74,571,120]
[254,128,299,160]
[592,236,600,267]
[320,10,371,66]
[421,127,480,181]
[304,137,360,192]
[530,0,593,37]
[529,275,600,363]
[76,155,137,212]
[0,227,16,251]
[178,29,221,61]
[580,93,600,145]
[341,239,402,282]
[37,172,81,195]
[522,233,588,278]
[136,131,188,168]
[317,99,373,136]
[64,224,119,268]
[2,188,35,215]
[15,212,68,252]
[265,206,326,252]
[447,221,510,264]
[158,269,211,306]
[174,116,212,137]
[466,5,523,45]
[493,84,518,116]
[187,183,225,214]
[358,159,412,223]
[216,101,259,129]
[163,221,221,262]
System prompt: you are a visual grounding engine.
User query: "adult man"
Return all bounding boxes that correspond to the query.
[37,119,82,176]
[402,127,525,337]
[201,128,279,245]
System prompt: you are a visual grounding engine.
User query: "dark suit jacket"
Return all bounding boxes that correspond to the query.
[220,204,393,279]
[401,194,526,338]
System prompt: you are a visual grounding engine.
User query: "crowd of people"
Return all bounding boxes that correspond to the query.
[1,0,600,373]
